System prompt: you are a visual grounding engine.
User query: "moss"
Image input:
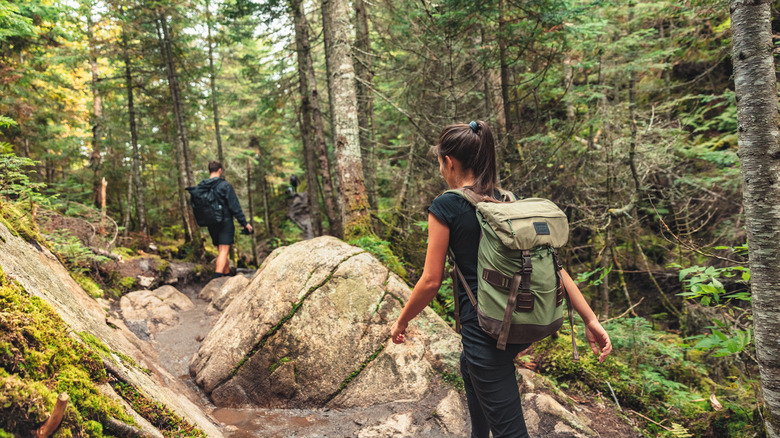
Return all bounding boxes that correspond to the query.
[0,274,134,436]
[343,213,373,242]
[77,332,150,376]
[110,379,206,438]
[441,371,464,392]
[0,201,44,245]
[71,272,104,299]
[119,276,136,290]
[269,357,292,374]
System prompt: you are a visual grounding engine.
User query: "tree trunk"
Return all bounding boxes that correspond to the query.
[321,0,371,240]
[156,19,198,244]
[498,0,516,164]
[294,0,339,236]
[599,229,611,319]
[123,167,133,238]
[353,0,377,213]
[159,14,194,186]
[121,31,147,235]
[291,0,323,237]
[87,10,103,209]
[246,157,257,265]
[730,1,780,436]
[251,137,272,239]
[320,0,342,228]
[205,0,224,164]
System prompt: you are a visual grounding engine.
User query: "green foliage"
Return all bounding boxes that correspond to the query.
[0,154,49,205]
[536,315,764,436]
[47,230,111,274]
[349,235,408,280]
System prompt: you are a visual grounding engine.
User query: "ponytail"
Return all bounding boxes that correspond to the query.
[433,120,497,196]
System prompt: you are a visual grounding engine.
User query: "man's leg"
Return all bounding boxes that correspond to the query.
[216,244,231,274]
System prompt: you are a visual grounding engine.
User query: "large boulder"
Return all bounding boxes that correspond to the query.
[120,285,194,339]
[190,237,462,416]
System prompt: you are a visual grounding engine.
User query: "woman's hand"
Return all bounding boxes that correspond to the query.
[584,320,612,363]
[391,319,407,344]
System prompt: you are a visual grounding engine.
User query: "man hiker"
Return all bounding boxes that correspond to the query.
[194,161,253,277]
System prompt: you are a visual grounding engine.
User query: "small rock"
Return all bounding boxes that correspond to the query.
[434,390,467,436]
[198,277,229,301]
[138,275,155,289]
[120,286,193,338]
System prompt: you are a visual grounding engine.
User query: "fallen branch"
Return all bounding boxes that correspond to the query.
[105,417,157,438]
[36,392,69,438]
[606,381,622,412]
[627,409,671,431]
[603,297,644,324]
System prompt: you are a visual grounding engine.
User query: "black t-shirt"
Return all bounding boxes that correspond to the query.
[429,190,505,324]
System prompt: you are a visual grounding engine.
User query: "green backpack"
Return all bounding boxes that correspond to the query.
[446,188,579,359]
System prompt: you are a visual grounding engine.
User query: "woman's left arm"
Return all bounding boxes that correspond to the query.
[390,212,450,344]
[560,268,613,363]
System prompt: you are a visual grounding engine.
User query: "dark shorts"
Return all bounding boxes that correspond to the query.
[207,220,234,246]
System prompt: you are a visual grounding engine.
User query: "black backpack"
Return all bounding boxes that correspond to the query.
[186,181,226,227]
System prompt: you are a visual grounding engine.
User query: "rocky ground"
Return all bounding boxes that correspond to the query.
[122,237,641,437]
[0,220,640,437]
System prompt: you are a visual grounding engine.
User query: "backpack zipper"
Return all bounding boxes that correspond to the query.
[507,219,516,236]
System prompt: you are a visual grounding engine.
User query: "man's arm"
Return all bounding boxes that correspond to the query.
[222,181,248,227]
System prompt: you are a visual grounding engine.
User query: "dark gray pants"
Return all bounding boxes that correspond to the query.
[460,322,531,438]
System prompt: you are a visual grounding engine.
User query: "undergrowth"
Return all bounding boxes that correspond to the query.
[531,316,765,437]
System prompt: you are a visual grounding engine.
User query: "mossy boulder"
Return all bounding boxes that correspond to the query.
[190,237,464,433]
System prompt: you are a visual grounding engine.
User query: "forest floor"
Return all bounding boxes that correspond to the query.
[141,271,639,437]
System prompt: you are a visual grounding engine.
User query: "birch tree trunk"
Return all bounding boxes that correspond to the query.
[353,0,377,212]
[205,0,224,164]
[730,1,780,435]
[321,0,371,240]
[121,31,147,235]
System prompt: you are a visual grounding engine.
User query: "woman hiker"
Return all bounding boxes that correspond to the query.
[390,120,612,438]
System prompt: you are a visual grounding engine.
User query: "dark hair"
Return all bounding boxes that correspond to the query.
[432,120,497,196]
[208,161,222,173]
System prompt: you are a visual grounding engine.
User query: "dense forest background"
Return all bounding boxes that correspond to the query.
[2,0,779,435]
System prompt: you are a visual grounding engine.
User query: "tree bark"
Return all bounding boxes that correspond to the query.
[159,14,194,186]
[353,0,377,213]
[87,9,103,209]
[292,0,323,237]
[156,19,198,244]
[246,157,257,265]
[121,31,147,235]
[321,0,371,240]
[730,1,780,435]
[251,137,272,239]
[498,0,516,165]
[205,0,224,164]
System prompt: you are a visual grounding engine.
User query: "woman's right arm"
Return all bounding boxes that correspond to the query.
[390,212,450,344]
